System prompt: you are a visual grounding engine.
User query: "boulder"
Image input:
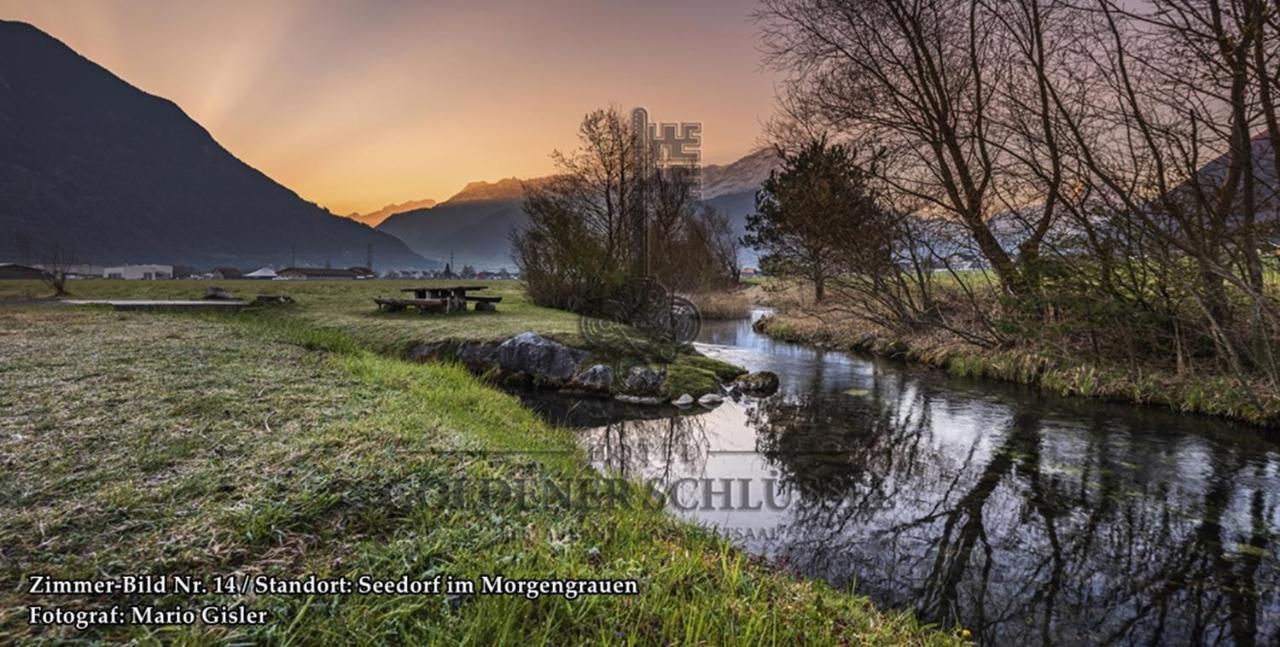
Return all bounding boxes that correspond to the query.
[671,393,694,407]
[408,342,447,363]
[622,366,665,396]
[495,332,588,383]
[456,342,499,370]
[733,371,780,397]
[698,393,724,407]
[408,341,498,369]
[566,364,614,395]
[203,286,234,300]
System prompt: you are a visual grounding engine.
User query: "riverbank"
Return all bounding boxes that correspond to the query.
[0,295,961,642]
[754,304,1280,427]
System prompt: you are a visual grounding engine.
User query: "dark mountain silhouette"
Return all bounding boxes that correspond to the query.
[0,20,434,269]
[376,151,779,267]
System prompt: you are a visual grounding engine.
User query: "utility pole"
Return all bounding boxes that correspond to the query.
[366,243,373,272]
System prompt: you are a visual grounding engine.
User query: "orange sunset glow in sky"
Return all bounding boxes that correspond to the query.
[0,0,779,215]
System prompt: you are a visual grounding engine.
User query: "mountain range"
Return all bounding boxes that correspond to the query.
[378,178,540,269]
[376,149,780,268]
[346,198,437,227]
[0,20,434,269]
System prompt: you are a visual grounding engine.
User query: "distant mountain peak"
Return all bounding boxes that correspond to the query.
[346,198,438,227]
[445,177,538,204]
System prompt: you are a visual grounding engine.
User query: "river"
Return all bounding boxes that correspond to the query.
[522,310,1280,645]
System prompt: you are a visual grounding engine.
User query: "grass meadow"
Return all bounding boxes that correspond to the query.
[0,281,961,644]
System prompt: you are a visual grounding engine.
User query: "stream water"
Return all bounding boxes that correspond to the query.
[521,310,1280,645]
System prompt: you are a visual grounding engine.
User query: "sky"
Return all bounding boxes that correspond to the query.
[0,0,780,214]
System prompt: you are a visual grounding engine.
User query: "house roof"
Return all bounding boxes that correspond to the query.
[0,263,44,272]
[278,267,357,278]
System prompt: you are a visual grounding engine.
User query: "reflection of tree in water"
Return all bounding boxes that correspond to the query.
[579,413,710,482]
[751,381,1280,645]
[752,371,934,524]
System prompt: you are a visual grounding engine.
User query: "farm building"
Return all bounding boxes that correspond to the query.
[277,267,360,280]
[103,265,173,280]
[244,267,278,279]
[0,263,45,280]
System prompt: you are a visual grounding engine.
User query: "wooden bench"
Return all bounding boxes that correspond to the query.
[374,297,447,313]
[377,286,501,314]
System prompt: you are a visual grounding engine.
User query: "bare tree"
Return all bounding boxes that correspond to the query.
[40,242,74,297]
[514,108,738,312]
[757,0,1059,296]
[758,0,1280,387]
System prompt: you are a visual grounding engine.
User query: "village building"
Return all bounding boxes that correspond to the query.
[103,264,174,280]
[61,264,105,278]
[244,267,278,280]
[277,267,360,280]
[0,263,46,280]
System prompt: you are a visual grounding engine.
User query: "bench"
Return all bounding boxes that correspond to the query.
[374,297,447,313]
[464,295,503,303]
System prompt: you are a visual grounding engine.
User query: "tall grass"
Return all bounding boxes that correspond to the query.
[754,311,1280,426]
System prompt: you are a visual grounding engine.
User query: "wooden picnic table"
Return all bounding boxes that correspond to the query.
[399,285,488,300]
[383,285,501,313]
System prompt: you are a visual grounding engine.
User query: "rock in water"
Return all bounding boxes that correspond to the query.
[698,393,724,406]
[623,366,664,396]
[614,394,666,405]
[733,371,780,397]
[672,394,694,407]
[567,364,614,395]
[494,332,588,383]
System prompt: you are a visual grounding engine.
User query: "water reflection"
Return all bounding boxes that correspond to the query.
[520,313,1280,645]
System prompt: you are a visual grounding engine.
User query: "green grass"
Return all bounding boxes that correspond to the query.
[0,304,960,644]
[661,365,720,399]
[0,279,582,355]
[676,354,749,381]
